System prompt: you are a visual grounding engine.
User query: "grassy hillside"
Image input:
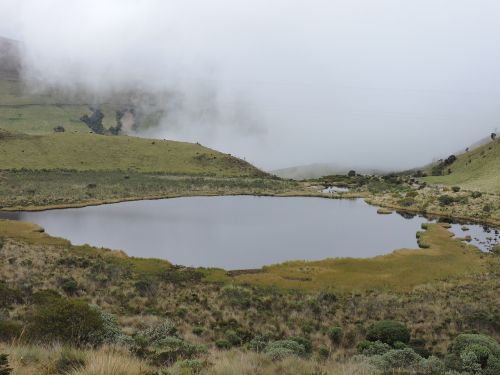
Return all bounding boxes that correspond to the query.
[423,138,500,194]
[0,129,264,177]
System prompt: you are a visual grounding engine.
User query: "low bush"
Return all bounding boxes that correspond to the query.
[366,320,411,346]
[150,336,207,366]
[59,277,79,296]
[328,326,343,345]
[265,340,306,358]
[28,297,104,346]
[471,191,483,199]
[373,348,422,372]
[137,319,177,346]
[290,336,312,354]
[215,339,231,350]
[451,186,461,193]
[248,335,269,352]
[358,340,392,356]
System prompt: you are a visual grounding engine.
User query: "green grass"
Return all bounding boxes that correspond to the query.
[0,130,265,177]
[0,170,296,210]
[232,224,487,292]
[423,138,500,194]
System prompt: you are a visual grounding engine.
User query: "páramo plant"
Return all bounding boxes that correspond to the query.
[366,320,411,346]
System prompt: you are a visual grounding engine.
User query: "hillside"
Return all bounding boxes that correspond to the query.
[422,137,500,194]
[0,129,264,177]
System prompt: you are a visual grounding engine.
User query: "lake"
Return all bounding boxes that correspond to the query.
[0,196,497,269]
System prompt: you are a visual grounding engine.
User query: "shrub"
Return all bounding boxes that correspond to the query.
[248,335,269,352]
[328,326,343,345]
[137,319,177,346]
[451,186,461,193]
[29,297,104,346]
[265,340,305,357]
[438,195,456,206]
[151,337,207,366]
[215,339,231,350]
[89,305,127,345]
[266,347,296,361]
[59,277,79,296]
[172,359,205,374]
[368,348,422,372]
[30,289,61,305]
[366,321,410,346]
[417,355,446,374]
[398,197,415,207]
[225,330,242,346]
[290,336,312,354]
[0,282,23,308]
[358,340,392,356]
[221,286,252,308]
[0,320,22,342]
[175,306,188,318]
[445,333,500,373]
[471,191,482,199]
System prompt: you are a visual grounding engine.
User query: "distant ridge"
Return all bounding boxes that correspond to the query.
[271,163,387,180]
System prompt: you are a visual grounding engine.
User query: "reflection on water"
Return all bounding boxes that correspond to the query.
[0,197,497,269]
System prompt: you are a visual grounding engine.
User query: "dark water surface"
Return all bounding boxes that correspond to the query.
[0,197,497,269]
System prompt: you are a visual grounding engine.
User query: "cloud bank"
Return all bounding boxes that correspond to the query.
[1,0,499,170]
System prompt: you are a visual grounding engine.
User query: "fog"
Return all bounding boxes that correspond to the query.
[1,0,500,171]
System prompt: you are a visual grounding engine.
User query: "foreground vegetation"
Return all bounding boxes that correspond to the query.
[0,219,498,374]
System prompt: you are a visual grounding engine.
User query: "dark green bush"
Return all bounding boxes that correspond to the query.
[438,195,456,206]
[290,336,312,354]
[59,277,79,295]
[471,191,483,199]
[225,330,242,346]
[248,335,269,352]
[29,297,104,346]
[366,321,410,346]
[0,321,22,342]
[451,186,461,192]
[215,339,231,350]
[328,326,343,345]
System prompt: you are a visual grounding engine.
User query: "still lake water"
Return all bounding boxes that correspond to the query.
[1,196,497,269]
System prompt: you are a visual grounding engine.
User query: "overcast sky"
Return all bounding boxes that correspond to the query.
[1,0,500,171]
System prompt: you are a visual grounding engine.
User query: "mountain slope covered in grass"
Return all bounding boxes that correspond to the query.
[423,138,499,194]
[0,129,264,177]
